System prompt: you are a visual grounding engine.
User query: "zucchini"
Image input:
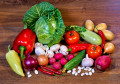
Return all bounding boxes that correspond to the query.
[63,50,86,72]
[81,29,102,45]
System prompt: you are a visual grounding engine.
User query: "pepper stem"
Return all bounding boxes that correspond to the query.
[67,48,72,52]
[19,46,26,60]
[8,45,11,51]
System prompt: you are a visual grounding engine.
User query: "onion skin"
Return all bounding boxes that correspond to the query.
[104,42,115,54]
[37,55,48,66]
[95,55,111,71]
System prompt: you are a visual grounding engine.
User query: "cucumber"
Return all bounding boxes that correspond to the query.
[63,50,86,72]
[81,29,102,45]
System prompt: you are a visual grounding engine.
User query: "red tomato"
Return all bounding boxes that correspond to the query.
[87,44,102,59]
[65,30,80,45]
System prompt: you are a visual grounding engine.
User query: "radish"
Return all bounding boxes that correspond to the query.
[53,62,61,70]
[95,55,111,71]
[49,58,56,65]
[67,54,74,61]
[60,58,67,65]
[54,53,63,60]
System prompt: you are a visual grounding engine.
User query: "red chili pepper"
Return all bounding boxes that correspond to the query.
[13,28,36,59]
[68,43,91,54]
[98,30,105,49]
[38,67,55,76]
[41,66,62,75]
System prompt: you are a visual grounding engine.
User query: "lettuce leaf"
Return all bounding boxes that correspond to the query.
[23,2,55,32]
[23,2,65,47]
[35,9,65,47]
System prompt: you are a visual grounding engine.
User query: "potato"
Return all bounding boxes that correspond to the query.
[94,23,107,33]
[102,29,114,41]
[85,20,94,31]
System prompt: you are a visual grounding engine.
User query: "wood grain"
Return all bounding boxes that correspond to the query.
[0,0,120,84]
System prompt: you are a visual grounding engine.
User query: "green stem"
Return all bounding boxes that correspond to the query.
[8,45,11,51]
[19,46,26,60]
[67,48,72,52]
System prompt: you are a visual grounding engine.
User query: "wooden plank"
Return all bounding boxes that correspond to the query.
[0,0,120,84]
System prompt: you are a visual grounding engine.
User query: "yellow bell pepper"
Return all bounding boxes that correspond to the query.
[6,45,25,77]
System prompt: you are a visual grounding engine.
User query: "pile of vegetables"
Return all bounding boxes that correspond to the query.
[5,2,115,77]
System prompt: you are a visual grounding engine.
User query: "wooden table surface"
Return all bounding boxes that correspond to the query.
[0,0,120,84]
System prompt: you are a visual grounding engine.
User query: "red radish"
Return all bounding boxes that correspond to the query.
[95,55,111,71]
[54,53,63,60]
[60,58,67,65]
[49,58,56,65]
[53,62,61,70]
[67,54,74,61]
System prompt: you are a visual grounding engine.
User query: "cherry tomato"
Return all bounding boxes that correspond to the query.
[65,30,80,45]
[87,44,102,59]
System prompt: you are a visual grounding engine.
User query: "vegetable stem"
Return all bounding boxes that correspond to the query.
[19,46,26,60]
[8,45,11,51]
[62,68,66,73]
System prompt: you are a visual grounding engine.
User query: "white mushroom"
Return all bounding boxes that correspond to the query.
[34,42,43,48]
[59,45,68,55]
[45,50,54,58]
[50,44,60,53]
[35,47,45,56]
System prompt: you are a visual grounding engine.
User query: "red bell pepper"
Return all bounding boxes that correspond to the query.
[13,28,36,59]
[68,43,91,54]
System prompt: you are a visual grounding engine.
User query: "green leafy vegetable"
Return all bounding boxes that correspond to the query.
[23,2,55,32]
[35,9,65,47]
[23,2,65,47]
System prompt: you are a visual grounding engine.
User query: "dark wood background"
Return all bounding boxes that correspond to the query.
[0,0,120,84]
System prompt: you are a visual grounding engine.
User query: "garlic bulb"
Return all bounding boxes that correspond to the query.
[82,54,94,67]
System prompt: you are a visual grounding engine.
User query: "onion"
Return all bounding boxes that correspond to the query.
[95,55,111,71]
[37,55,48,66]
[104,42,115,54]
[23,54,38,71]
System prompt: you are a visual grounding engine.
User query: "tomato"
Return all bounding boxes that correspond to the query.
[86,44,102,59]
[65,30,80,45]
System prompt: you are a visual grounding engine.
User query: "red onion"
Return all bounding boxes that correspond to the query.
[95,55,111,71]
[23,54,38,71]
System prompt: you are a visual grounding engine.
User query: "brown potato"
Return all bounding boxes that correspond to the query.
[85,20,94,31]
[102,29,114,41]
[94,23,107,33]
